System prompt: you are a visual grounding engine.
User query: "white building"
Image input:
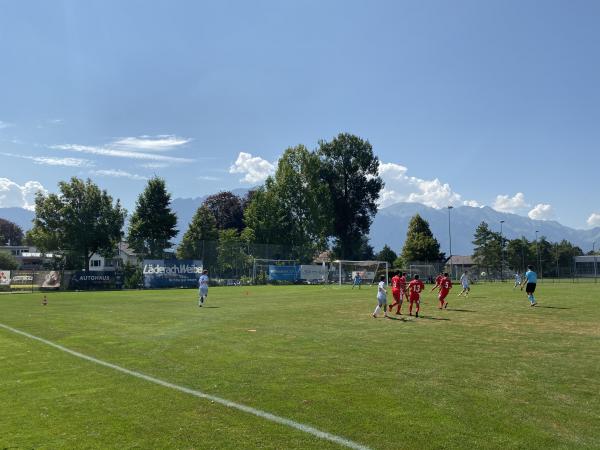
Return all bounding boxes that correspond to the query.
[89,242,139,271]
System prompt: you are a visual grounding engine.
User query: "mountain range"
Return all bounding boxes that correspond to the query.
[2,200,599,255]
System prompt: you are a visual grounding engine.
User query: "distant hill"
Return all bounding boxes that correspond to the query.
[0,207,35,232]
[369,202,600,255]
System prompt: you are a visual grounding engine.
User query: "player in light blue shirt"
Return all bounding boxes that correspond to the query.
[520,265,538,306]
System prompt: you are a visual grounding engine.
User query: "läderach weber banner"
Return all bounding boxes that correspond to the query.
[143,259,203,288]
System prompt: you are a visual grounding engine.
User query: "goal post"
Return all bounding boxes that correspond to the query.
[333,260,389,286]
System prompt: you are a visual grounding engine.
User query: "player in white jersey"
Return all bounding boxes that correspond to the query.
[514,272,522,288]
[198,269,209,307]
[372,275,389,318]
[458,271,470,297]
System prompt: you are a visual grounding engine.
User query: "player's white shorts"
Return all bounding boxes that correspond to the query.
[462,283,469,289]
[199,286,208,296]
[377,296,386,306]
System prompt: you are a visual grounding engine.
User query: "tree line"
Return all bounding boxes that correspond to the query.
[20,133,384,272]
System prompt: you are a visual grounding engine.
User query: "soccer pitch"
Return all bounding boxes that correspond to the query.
[1,284,599,449]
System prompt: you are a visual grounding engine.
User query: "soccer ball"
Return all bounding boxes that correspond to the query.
[480,271,487,277]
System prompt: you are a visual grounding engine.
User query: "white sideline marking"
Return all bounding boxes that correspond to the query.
[0,323,370,450]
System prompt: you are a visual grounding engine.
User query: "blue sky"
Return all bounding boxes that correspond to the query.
[1,0,599,229]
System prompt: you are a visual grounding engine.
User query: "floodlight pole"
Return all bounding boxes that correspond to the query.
[338,261,342,286]
[535,230,542,282]
[447,206,453,279]
[593,242,597,282]
[500,220,505,282]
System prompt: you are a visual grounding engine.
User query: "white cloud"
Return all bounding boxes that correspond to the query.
[0,152,93,167]
[528,203,554,220]
[229,152,275,184]
[0,120,13,129]
[139,162,170,169]
[587,213,600,228]
[493,192,529,213]
[0,178,47,210]
[463,200,482,207]
[52,144,194,164]
[90,169,148,181]
[197,175,221,181]
[112,135,191,152]
[378,162,477,209]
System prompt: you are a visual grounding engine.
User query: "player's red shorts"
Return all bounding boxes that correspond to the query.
[392,289,401,301]
[409,295,420,303]
[439,291,449,301]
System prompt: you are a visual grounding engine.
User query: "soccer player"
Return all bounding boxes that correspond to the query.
[520,265,538,306]
[198,269,209,307]
[514,272,522,289]
[408,274,425,318]
[352,272,362,289]
[458,271,470,297]
[388,271,403,314]
[436,272,453,309]
[430,272,443,292]
[372,275,389,318]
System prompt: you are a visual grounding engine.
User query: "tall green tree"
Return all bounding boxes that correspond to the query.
[28,177,126,269]
[318,133,383,259]
[376,245,398,267]
[0,219,24,245]
[244,145,331,261]
[0,250,19,270]
[401,214,442,262]
[472,221,502,274]
[203,191,244,231]
[177,205,219,267]
[506,237,533,272]
[216,228,251,277]
[127,177,178,258]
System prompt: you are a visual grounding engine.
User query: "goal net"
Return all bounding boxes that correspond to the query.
[408,264,438,282]
[333,260,389,286]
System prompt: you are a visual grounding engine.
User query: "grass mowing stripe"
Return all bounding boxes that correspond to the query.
[0,322,371,450]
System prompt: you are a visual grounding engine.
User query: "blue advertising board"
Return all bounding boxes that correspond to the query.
[268,265,300,282]
[143,259,203,288]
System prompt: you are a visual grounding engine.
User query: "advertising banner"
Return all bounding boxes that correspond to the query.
[9,271,34,290]
[40,271,61,290]
[143,259,203,288]
[268,265,299,282]
[68,271,115,290]
[299,265,328,281]
[0,270,10,286]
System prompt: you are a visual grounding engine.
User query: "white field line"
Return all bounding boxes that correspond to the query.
[0,323,371,450]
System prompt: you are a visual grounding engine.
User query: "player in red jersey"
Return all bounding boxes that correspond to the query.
[435,272,452,309]
[430,272,443,292]
[408,274,425,318]
[388,271,403,314]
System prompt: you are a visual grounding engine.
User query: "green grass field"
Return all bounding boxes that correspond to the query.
[1,283,599,449]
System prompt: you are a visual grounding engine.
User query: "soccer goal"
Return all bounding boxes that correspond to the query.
[408,264,438,282]
[251,258,300,284]
[333,260,389,286]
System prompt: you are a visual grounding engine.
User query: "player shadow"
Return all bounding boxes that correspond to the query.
[535,305,571,310]
[448,308,476,313]
[418,315,450,321]
[385,315,411,322]
[201,306,220,309]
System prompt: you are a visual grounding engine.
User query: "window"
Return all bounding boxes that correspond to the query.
[90,260,101,267]
[104,259,114,267]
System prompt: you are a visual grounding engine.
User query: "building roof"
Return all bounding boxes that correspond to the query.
[448,255,475,265]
